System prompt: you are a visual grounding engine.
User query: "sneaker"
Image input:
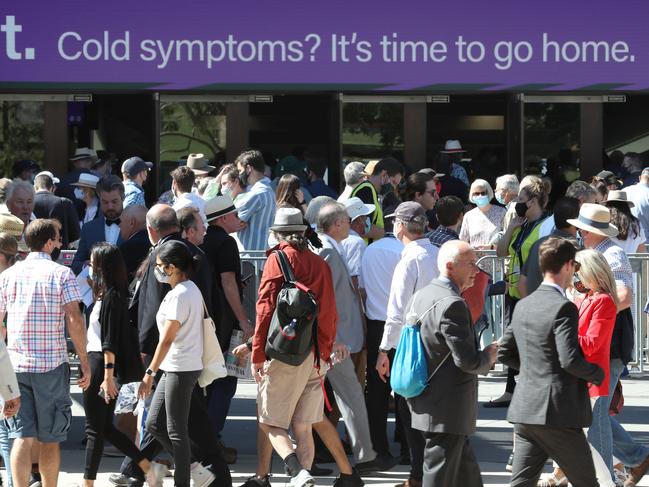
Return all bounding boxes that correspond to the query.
[239,475,271,487]
[333,469,363,487]
[145,462,169,487]
[29,472,41,487]
[109,474,142,486]
[191,462,216,487]
[289,469,315,487]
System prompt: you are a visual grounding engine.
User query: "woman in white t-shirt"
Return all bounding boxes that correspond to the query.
[138,240,204,487]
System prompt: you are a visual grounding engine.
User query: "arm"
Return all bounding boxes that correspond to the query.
[316,263,338,361]
[138,319,181,398]
[617,285,632,311]
[578,297,617,357]
[379,258,417,351]
[554,303,604,384]
[99,350,119,403]
[236,192,261,223]
[221,272,253,336]
[518,275,528,298]
[71,224,91,274]
[64,301,91,390]
[497,320,520,370]
[496,216,523,258]
[251,254,283,364]
[63,199,81,244]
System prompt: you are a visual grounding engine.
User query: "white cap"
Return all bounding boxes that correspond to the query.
[343,197,375,221]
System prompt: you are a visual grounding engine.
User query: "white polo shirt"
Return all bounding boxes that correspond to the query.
[360,234,404,321]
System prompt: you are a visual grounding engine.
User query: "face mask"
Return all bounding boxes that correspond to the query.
[364,217,371,235]
[573,274,590,294]
[380,183,393,195]
[74,188,85,200]
[154,265,170,284]
[50,247,61,262]
[495,192,506,205]
[221,186,233,199]
[472,195,490,208]
[515,201,528,218]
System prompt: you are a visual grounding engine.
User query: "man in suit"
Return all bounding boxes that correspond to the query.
[72,175,125,274]
[498,236,605,487]
[33,172,80,249]
[408,240,497,487]
[117,205,150,281]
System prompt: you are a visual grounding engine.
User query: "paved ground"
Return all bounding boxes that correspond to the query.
[26,373,649,486]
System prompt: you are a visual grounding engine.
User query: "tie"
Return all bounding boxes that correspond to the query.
[106,218,121,226]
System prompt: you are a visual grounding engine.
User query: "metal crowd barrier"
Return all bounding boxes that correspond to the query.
[239,249,649,373]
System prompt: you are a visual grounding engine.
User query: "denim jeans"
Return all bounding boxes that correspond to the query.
[0,419,13,487]
[588,395,614,479]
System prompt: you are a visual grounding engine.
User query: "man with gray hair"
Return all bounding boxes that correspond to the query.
[5,180,35,227]
[338,161,366,203]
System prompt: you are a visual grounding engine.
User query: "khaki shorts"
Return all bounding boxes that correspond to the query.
[257,352,324,429]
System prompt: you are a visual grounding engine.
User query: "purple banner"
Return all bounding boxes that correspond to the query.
[1,0,647,91]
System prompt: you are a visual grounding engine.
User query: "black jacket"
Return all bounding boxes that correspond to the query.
[33,191,80,248]
[134,233,213,356]
[119,229,152,282]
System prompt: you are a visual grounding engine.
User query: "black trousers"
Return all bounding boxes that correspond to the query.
[422,433,483,487]
[398,396,425,481]
[83,353,145,480]
[504,295,519,394]
[510,423,597,487]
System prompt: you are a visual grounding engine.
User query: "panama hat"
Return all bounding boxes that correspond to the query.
[204,195,237,223]
[0,213,25,238]
[440,140,466,154]
[70,147,98,162]
[186,154,216,176]
[270,207,307,232]
[343,197,375,221]
[71,173,100,189]
[605,190,634,207]
[566,203,618,237]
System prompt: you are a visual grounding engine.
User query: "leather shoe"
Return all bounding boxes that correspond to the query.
[625,454,649,486]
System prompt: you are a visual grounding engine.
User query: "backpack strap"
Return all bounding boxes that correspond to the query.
[274,250,297,284]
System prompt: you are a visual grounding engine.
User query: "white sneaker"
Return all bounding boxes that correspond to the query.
[191,462,216,487]
[146,461,169,487]
[290,469,315,487]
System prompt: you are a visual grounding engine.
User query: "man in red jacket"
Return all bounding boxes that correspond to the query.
[251,207,338,487]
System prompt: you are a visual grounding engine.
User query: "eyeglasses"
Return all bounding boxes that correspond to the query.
[471,191,487,197]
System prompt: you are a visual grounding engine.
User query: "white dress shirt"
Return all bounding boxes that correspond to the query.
[341,229,366,278]
[104,220,120,245]
[360,235,404,321]
[380,238,440,350]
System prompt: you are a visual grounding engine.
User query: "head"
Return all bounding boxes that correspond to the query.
[569,204,618,249]
[276,173,302,209]
[437,240,478,291]
[196,176,214,197]
[574,249,619,307]
[24,219,61,257]
[171,166,195,196]
[343,161,366,188]
[0,233,18,273]
[33,174,55,193]
[97,175,125,221]
[305,196,336,226]
[219,164,245,199]
[539,236,579,289]
[403,172,437,210]
[590,177,608,203]
[317,202,350,242]
[177,206,206,246]
[343,197,374,237]
[606,200,638,241]
[0,178,12,204]
[622,152,643,175]
[70,149,97,170]
[119,204,148,241]
[6,180,35,225]
[121,156,152,186]
[146,204,180,245]
[155,240,196,286]
[566,180,598,205]
[12,160,39,182]
[516,179,548,220]
[235,149,266,186]
[495,174,519,205]
[366,158,403,191]
[89,242,129,297]
[552,197,580,236]
[388,202,428,243]
[435,196,464,232]
[305,158,327,183]
[641,168,649,185]
[469,179,494,209]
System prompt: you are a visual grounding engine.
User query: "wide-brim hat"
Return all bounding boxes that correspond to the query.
[204,195,237,223]
[440,139,466,154]
[270,207,307,232]
[606,190,634,207]
[567,203,618,237]
[71,173,100,189]
[343,197,375,221]
[418,168,445,178]
[186,153,216,175]
[0,213,25,238]
[70,147,98,162]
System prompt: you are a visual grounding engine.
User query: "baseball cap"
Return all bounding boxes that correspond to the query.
[121,156,153,177]
[596,170,622,186]
[384,201,427,223]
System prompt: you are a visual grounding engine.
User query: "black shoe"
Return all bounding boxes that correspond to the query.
[239,475,271,487]
[355,454,398,475]
[333,469,364,487]
[399,453,411,466]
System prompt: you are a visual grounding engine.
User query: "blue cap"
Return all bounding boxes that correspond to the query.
[121,156,153,177]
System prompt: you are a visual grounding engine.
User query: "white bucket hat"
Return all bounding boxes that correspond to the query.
[566,203,618,238]
[343,197,375,221]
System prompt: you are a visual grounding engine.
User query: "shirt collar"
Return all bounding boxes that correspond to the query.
[320,232,344,254]
[438,275,461,294]
[594,237,614,253]
[541,281,566,297]
[401,238,430,257]
[26,252,52,261]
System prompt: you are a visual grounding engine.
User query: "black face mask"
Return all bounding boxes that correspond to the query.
[239,168,249,187]
[50,247,61,263]
[515,202,528,218]
[573,274,590,294]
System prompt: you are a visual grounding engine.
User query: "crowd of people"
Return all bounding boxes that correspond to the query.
[0,142,647,487]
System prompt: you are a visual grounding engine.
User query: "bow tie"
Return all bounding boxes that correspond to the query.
[106,218,121,226]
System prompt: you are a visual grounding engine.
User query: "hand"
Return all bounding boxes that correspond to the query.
[138,374,154,400]
[100,376,120,404]
[232,344,251,365]
[510,216,525,230]
[484,342,499,366]
[239,320,254,340]
[2,397,20,418]
[295,189,304,205]
[252,361,265,383]
[376,351,391,383]
[78,360,91,391]
[331,342,350,363]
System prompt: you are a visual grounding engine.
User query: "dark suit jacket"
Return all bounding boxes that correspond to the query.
[72,215,123,274]
[134,233,213,356]
[498,284,604,428]
[408,278,492,436]
[118,229,151,282]
[33,191,80,248]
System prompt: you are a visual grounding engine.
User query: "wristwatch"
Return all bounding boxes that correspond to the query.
[104,363,115,369]
[145,368,156,377]
[378,348,390,354]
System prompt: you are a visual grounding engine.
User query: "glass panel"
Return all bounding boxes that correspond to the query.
[342,103,404,163]
[0,101,45,174]
[159,101,227,176]
[604,95,649,162]
[523,103,580,176]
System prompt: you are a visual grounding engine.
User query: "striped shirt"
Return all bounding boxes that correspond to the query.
[0,252,81,373]
[236,177,276,251]
[123,180,146,208]
[595,238,634,290]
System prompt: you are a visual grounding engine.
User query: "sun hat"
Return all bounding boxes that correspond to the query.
[270,207,307,232]
[343,197,375,221]
[121,156,153,177]
[35,170,60,184]
[566,203,618,237]
[186,154,216,176]
[605,190,634,207]
[69,147,98,162]
[384,201,427,224]
[71,173,100,189]
[0,213,25,238]
[440,140,466,154]
[204,195,237,223]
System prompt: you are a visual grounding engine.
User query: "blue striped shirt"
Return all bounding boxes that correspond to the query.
[236,177,276,251]
[123,180,146,208]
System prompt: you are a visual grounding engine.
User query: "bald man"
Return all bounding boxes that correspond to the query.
[118,205,151,281]
[406,240,497,487]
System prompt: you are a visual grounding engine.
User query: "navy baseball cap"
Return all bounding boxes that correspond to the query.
[121,156,153,177]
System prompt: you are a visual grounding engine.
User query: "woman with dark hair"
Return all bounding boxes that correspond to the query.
[83,243,164,486]
[276,173,307,213]
[138,240,206,487]
[606,191,646,253]
[591,177,609,204]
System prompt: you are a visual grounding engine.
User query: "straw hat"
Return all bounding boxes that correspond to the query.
[566,203,618,237]
[204,195,237,223]
[606,190,634,207]
[0,213,25,238]
[440,140,466,154]
[186,154,216,176]
[71,173,100,189]
[270,208,307,232]
[70,148,98,162]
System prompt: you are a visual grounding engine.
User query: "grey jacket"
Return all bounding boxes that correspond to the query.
[408,278,492,435]
[317,235,364,353]
[498,284,604,428]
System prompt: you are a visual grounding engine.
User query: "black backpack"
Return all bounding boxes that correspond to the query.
[265,250,319,366]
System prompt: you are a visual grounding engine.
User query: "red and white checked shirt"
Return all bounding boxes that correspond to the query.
[0,252,81,373]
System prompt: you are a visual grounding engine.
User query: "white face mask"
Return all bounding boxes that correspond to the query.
[74,188,85,200]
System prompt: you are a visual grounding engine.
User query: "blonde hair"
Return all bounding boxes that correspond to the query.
[575,249,620,309]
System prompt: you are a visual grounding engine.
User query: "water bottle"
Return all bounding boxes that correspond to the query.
[405,312,419,327]
[282,318,298,339]
[330,345,352,366]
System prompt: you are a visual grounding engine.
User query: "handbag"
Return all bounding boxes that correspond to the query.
[609,380,624,416]
[197,298,228,388]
